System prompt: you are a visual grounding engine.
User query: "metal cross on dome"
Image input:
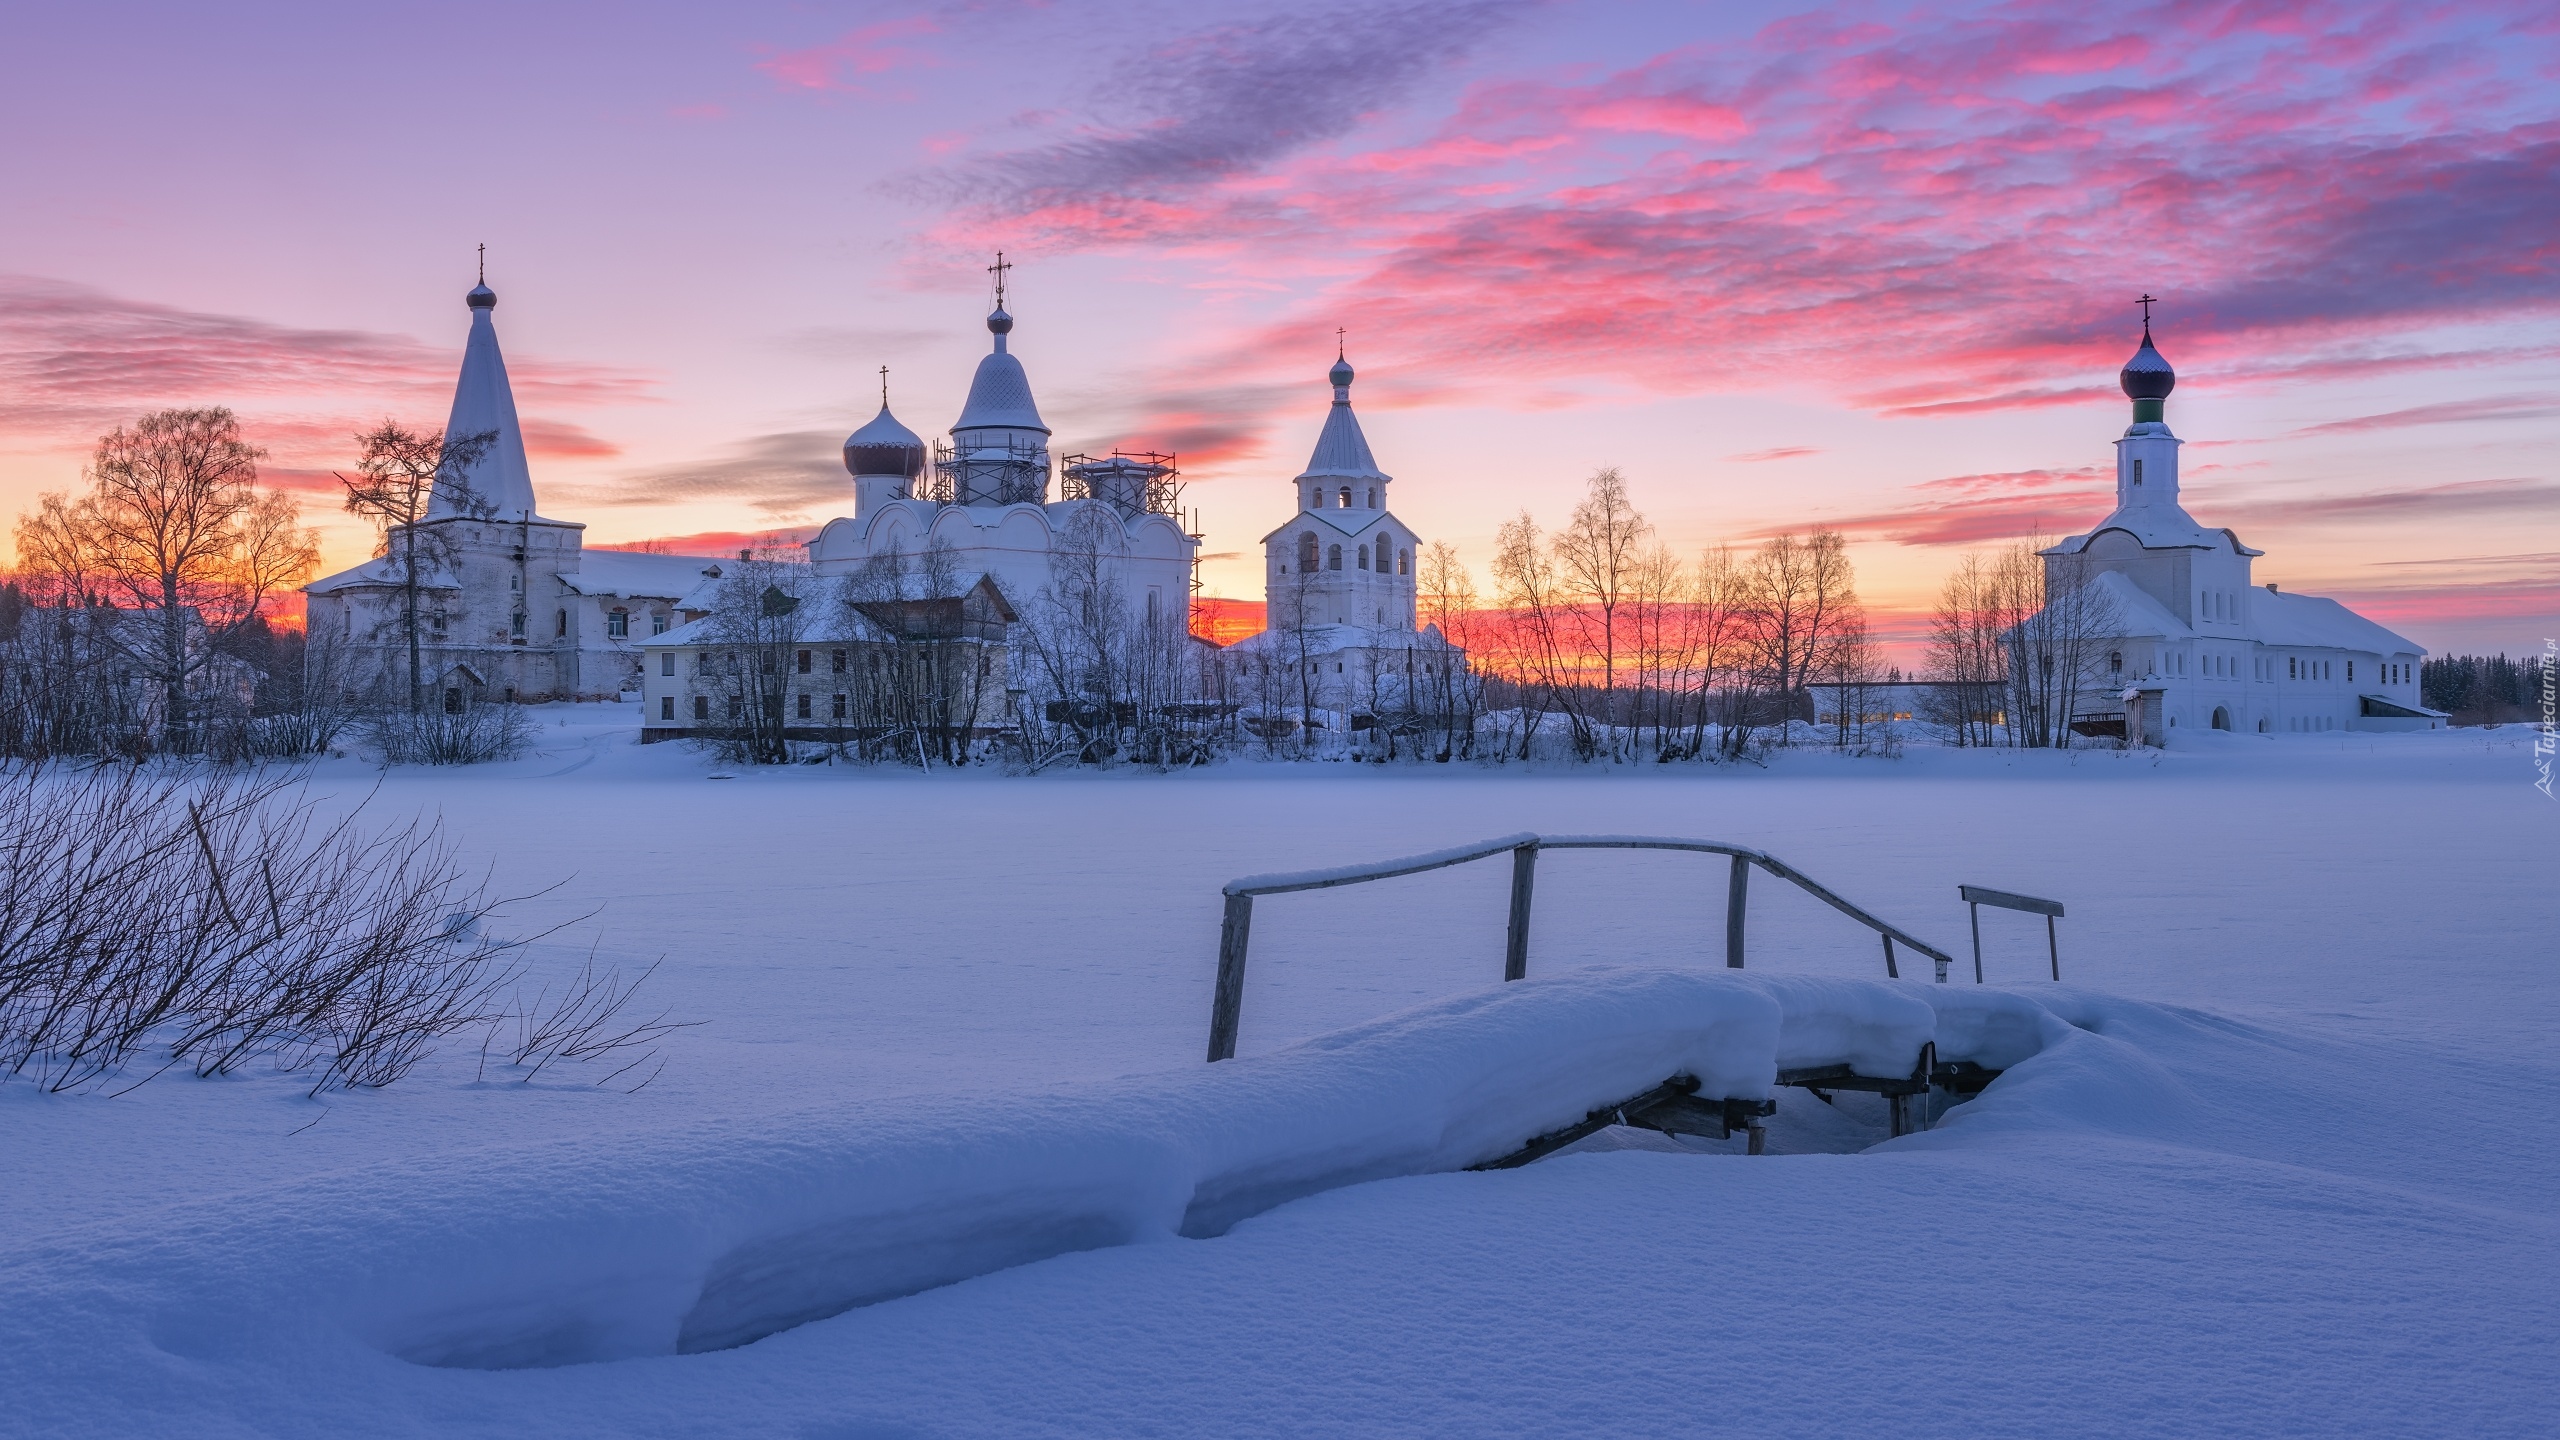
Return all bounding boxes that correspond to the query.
[989,251,1011,308]
[879,365,889,406]
[2136,293,2159,328]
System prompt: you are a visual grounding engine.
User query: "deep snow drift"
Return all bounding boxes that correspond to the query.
[1,713,2554,1438]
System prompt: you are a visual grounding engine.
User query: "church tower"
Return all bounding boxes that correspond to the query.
[2113,316,2184,514]
[1261,349,1418,629]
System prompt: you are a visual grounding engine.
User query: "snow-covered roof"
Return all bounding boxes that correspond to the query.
[559,551,730,600]
[2081,569,2192,641]
[1224,622,1459,659]
[304,555,462,595]
[1259,509,1400,544]
[426,283,542,523]
[2253,587,2422,656]
[2046,498,2261,557]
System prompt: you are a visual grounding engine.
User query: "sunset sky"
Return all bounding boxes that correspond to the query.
[3,0,2553,656]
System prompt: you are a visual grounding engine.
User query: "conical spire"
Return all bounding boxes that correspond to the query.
[427,268,537,521]
[1297,349,1386,483]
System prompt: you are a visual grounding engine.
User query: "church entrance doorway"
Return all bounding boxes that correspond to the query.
[2211,706,2230,730]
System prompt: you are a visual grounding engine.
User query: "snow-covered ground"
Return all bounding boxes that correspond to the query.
[4,709,2555,1437]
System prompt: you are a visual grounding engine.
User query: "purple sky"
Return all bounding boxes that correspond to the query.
[3,0,2554,651]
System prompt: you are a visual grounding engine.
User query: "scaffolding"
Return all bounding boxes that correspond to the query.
[929,435,1050,507]
[1058,450,1181,518]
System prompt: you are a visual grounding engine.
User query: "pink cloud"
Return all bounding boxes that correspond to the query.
[1727,446,1820,463]
[919,1,2560,433]
[755,18,940,94]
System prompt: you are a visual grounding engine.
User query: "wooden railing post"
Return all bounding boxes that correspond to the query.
[1504,841,1538,981]
[1207,892,1254,1062]
[1880,932,1898,979]
[1725,854,1749,969]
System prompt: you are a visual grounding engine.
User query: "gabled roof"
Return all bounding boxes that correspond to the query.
[305,554,462,595]
[559,551,730,600]
[2253,587,2422,655]
[1259,510,1402,544]
[2080,568,2192,641]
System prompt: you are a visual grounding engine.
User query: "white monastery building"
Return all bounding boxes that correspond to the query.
[2047,320,2443,739]
[803,279,1196,630]
[304,274,729,706]
[1225,350,1466,712]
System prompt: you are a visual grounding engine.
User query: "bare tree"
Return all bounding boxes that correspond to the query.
[1681,545,1747,760]
[1735,529,1859,748]
[1491,510,1583,757]
[697,547,818,765]
[1416,541,1482,759]
[2008,547,2124,748]
[1552,467,1651,705]
[335,421,497,712]
[13,410,318,750]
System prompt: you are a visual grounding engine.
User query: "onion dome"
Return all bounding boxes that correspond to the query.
[844,402,926,480]
[1328,355,1354,389]
[2120,328,2174,400]
[988,306,1013,337]
[466,281,496,311]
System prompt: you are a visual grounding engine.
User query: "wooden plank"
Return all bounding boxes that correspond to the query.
[1958,884,2065,918]
[1725,854,1749,969]
[1467,1078,1697,1170]
[1504,842,1537,982]
[1206,892,1253,1063]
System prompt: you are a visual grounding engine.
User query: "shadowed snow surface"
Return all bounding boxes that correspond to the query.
[1,713,2553,1437]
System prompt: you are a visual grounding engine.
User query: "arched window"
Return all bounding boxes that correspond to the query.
[1309,487,1321,511]
[1376,537,1390,572]
[1297,532,1318,572]
[2109,650,2122,673]
[1398,548,1409,575]
[1338,487,1352,508]
[1327,544,1342,570]
[1366,488,1377,508]
[1357,545,1369,570]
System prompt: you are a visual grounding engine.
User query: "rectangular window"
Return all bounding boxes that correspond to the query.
[796,650,812,674]
[832,693,847,719]
[511,612,526,638]
[661,652,674,676]
[660,695,674,721]
[797,693,812,719]
[652,613,670,636]
[831,650,847,674]
[557,610,568,638]
[693,695,709,720]
[727,696,743,720]
[2346,661,2353,681]
[607,610,628,638]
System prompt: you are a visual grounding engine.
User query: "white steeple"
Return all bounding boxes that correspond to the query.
[427,259,538,522]
[1296,346,1390,512]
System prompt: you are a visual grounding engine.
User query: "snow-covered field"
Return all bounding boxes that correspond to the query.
[5,709,2555,1438]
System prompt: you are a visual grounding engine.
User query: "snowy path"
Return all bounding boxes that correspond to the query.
[1,714,2553,1436]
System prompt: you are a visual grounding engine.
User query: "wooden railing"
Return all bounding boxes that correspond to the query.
[1207,833,1962,1063]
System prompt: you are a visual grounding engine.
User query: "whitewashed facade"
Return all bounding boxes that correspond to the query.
[303,276,730,704]
[2044,325,2441,738]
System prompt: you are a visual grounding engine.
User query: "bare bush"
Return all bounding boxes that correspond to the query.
[494,953,693,1088]
[363,701,533,765]
[0,764,555,1094]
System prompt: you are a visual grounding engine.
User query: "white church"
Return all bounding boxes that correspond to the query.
[1224,350,1467,711]
[802,278,1195,625]
[2044,319,2443,738]
[305,274,732,707]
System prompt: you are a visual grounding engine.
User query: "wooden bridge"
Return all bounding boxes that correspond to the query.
[1208,833,2051,1161]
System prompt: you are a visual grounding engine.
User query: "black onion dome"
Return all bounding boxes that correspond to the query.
[844,403,926,479]
[987,306,1013,336]
[466,281,497,311]
[1329,356,1354,388]
[2120,330,2175,400]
